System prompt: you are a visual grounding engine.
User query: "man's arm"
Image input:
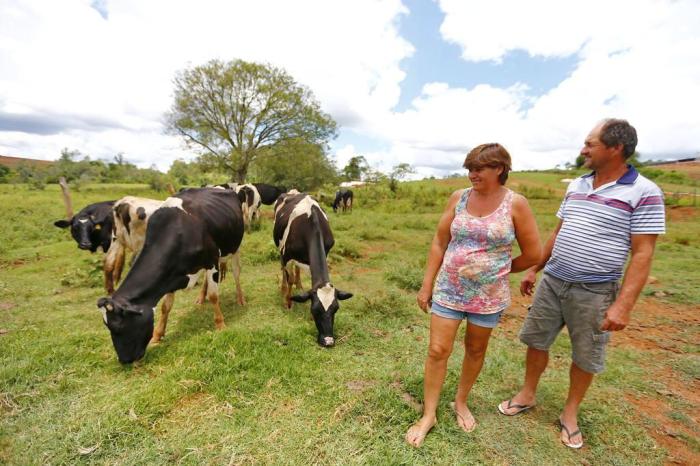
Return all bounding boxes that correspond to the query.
[600,234,658,331]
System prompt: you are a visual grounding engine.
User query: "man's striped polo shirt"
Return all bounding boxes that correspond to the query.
[544,165,665,283]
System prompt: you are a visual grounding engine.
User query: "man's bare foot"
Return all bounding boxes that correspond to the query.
[450,401,476,432]
[405,416,436,447]
[498,391,536,416]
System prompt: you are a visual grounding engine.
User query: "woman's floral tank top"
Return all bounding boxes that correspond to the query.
[432,188,515,314]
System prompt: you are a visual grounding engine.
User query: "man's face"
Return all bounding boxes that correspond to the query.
[580,125,619,170]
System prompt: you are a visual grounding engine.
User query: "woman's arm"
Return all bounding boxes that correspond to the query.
[416,189,462,312]
[510,194,542,274]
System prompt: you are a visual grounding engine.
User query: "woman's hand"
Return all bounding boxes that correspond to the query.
[520,270,537,296]
[416,286,432,313]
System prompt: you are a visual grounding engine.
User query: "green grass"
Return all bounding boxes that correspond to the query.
[1,175,698,464]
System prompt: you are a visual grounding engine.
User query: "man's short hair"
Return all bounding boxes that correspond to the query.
[463,143,512,185]
[600,119,638,159]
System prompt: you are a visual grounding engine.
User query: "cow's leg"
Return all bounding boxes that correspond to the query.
[103,241,124,293]
[195,270,207,305]
[205,268,225,330]
[231,251,245,306]
[151,292,175,344]
[294,264,303,290]
[113,244,126,286]
[281,266,292,309]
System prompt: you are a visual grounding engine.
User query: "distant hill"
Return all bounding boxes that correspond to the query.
[0,155,54,169]
[651,159,700,180]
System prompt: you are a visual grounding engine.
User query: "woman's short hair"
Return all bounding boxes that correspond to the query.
[463,143,512,185]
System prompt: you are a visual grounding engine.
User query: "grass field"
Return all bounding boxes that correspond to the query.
[1,172,698,465]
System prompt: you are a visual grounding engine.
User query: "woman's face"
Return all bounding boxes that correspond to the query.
[468,165,502,188]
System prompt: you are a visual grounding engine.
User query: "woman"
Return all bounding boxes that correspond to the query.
[406,143,542,447]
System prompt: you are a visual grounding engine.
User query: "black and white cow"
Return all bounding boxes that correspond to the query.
[103,196,164,293]
[97,188,245,363]
[253,183,287,205]
[332,189,353,213]
[54,200,116,253]
[273,192,352,347]
[236,184,262,228]
[54,200,116,291]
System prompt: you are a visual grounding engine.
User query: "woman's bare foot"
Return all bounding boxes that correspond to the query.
[405,415,436,447]
[451,401,476,432]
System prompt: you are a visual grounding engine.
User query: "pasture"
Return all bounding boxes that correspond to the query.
[1,172,698,465]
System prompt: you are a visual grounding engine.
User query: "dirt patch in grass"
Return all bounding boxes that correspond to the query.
[624,394,700,466]
[0,301,15,311]
[666,205,699,222]
[504,293,699,464]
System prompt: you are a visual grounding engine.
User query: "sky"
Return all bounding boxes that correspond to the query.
[1,0,699,178]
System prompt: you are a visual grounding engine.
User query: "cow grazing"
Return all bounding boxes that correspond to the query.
[273,192,352,347]
[332,189,353,213]
[253,183,287,205]
[103,196,164,293]
[97,188,245,363]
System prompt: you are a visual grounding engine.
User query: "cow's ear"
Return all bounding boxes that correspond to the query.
[54,219,72,228]
[335,290,353,301]
[291,292,312,303]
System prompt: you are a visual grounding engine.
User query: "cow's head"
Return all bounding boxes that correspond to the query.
[54,215,104,252]
[97,297,154,364]
[332,192,342,213]
[291,283,352,347]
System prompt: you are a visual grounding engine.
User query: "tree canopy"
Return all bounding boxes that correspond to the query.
[165,59,337,183]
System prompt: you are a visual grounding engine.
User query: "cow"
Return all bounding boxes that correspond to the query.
[332,189,353,213]
[54,201,115,253]
[273,192,352,347]
[103,196,164,293]
[236,184,262,228]
[97,188,245,363]
[55,200,116,291]
[253,183,287,205]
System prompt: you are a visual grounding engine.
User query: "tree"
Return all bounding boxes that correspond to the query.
[166,59,337,183]
[388,162,415,192]
[342,155,369,181]
[249,138,338,191]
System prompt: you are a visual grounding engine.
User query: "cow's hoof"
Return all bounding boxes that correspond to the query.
[237,298,246,306]
[194,298,204,305]
[149,337,162,345]
[215,322,225,330]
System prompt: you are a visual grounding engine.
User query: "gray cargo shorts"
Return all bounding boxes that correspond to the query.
[519,273,619,374]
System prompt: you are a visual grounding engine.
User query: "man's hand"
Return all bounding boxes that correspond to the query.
[416,286,432,313]
[600,303,631,331]
[520,270,537,296]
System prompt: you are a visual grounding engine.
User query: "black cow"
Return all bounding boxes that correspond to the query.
[97,188,245,363]
[54,201,115,253]
[332,189,353,213]
[273,192,352,347]
[253,183,287,205]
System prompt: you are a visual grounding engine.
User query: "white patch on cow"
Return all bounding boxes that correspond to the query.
[78,218,89,224]
[99,306,108,324]
[288,189,300,195]
[279,196,327,254]
[186,272,200,289]
[285,259,310,274]
[161,197,185,211]
[323,336,335,346]
[317,283,336,311]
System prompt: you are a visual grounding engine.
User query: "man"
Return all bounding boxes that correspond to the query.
[498,119,665,449]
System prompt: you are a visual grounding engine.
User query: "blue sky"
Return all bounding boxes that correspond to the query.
[1,0,699,176]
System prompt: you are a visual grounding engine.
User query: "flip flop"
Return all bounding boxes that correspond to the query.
[450,401,476,433]
[557,417,583,449]
[498,398,536,416]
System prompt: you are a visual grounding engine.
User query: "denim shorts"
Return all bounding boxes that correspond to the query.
[430,301,503,328]
[519,273,619,374]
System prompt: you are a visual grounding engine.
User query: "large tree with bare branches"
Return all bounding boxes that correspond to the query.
[166,59,337,183]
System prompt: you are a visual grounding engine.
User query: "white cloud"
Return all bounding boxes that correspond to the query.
[2,0,699,178]
[0,0,412,170]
